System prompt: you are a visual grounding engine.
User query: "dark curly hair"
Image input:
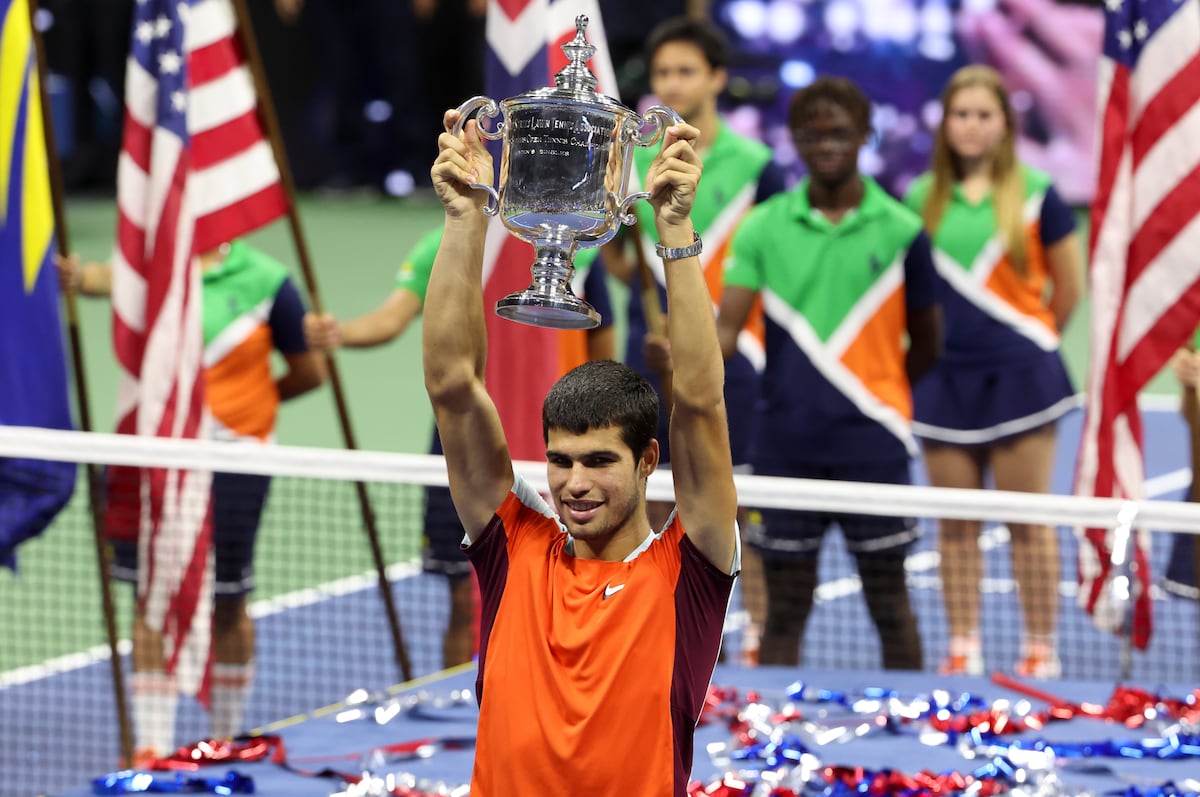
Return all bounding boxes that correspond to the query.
[788,76,872,135]
[643,16,730,71]
[542,360,658,456]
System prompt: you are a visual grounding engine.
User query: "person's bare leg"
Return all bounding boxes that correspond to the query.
[443,576,476,667]
[857,553,922,670]
[211,596,255,739]
[737,508,768,664]
[925,444,986,645]
[758,558,818,666]
[991,426,1060,643]
[131,607,176,758]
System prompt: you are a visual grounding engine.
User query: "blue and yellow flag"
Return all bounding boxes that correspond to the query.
[0,0,76,569]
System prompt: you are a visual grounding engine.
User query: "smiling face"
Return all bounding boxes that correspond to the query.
[545,424,657,552]
[793,99,865,187]
[943,84,1009,164]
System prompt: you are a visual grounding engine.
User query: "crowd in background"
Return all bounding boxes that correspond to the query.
[38,0,697,196]
[39,0,1099,200]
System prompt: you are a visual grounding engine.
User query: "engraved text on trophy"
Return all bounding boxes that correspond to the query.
[504,107,618,236]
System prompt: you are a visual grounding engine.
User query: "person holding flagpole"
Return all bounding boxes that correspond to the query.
[59,243,326,763]
[92,0,300,767]
[426,107,737,795]
[1162,343,1200,602]
[904,64,1082,678]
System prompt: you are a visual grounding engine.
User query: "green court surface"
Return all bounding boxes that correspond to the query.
[0,196,1181,675]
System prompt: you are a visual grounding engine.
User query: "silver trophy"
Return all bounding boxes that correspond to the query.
[452,15,681,330]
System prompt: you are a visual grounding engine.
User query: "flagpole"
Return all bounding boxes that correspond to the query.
[26,0,135,766]
[228,0,413,683]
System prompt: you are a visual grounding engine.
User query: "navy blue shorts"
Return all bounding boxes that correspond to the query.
[111,471,271,598]
[422,485,470,579]
[422,431,470,579]
[746,460,919,561]
[913,351,1079,446]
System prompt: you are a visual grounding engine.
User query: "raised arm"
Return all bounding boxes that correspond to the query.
[422,111,513,540]
[652,125,738,574]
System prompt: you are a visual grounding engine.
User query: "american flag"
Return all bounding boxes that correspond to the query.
[1075,0,1200,649]
[482,0,618,461]
[109,0,287,698]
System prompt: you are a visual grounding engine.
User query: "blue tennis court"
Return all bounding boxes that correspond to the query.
[61,663,1200,796]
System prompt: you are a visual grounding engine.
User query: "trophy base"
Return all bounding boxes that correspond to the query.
[496,290,601,330]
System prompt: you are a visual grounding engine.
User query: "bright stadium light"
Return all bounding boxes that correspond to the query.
[767,0,806,45]
[884,2,918,43]
[780,59,816,88]
[824,0,860,50]
[918,33,955,61]
[364,99,393,123]
[920,0,953,37]
[727,0,769,38]
[384,170,415,198]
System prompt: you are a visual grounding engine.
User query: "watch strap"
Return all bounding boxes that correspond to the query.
[654,232,703,260]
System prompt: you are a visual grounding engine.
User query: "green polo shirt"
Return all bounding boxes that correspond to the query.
[725,176,937,464]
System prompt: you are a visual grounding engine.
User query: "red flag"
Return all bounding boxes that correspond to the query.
[1075,0,1200,649]
[483,0,618,461]
[109,0,287,699]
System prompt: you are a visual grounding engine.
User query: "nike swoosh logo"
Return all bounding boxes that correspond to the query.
[603,584,625,599]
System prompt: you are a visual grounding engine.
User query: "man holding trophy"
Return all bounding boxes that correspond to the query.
[423,90,739,795]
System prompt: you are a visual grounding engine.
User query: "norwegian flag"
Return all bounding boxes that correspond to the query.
[482,0,618,460]
[109,0,287,699]
[1075,0,1200,649]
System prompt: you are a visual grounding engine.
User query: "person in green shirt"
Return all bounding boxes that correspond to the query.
[904,65,1082,679]
[718,77,942,671]
[1164,341,1200,602]
[603,17,785,665]
[60,243,326,763]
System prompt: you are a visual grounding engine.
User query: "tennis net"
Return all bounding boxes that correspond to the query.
[1,424,1198,796]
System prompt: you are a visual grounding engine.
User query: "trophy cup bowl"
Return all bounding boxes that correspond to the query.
[450,16,682,330]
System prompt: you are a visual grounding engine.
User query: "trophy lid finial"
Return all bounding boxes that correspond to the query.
[554,14,598,93]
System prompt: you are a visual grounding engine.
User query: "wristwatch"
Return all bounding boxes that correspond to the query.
[655,232,703,260]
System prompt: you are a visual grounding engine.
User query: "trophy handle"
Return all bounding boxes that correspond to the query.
[450,96,503,216]
[613,105,685,221]
[615,191,645,226]
[633,104,683,148]
[451,95,505,140]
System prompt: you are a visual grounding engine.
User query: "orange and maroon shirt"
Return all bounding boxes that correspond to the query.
[466,476,736,796]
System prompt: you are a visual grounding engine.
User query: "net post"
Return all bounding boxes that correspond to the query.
[26,0,135,765]
[227,0,413,683]
[1109,500,1139,681]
